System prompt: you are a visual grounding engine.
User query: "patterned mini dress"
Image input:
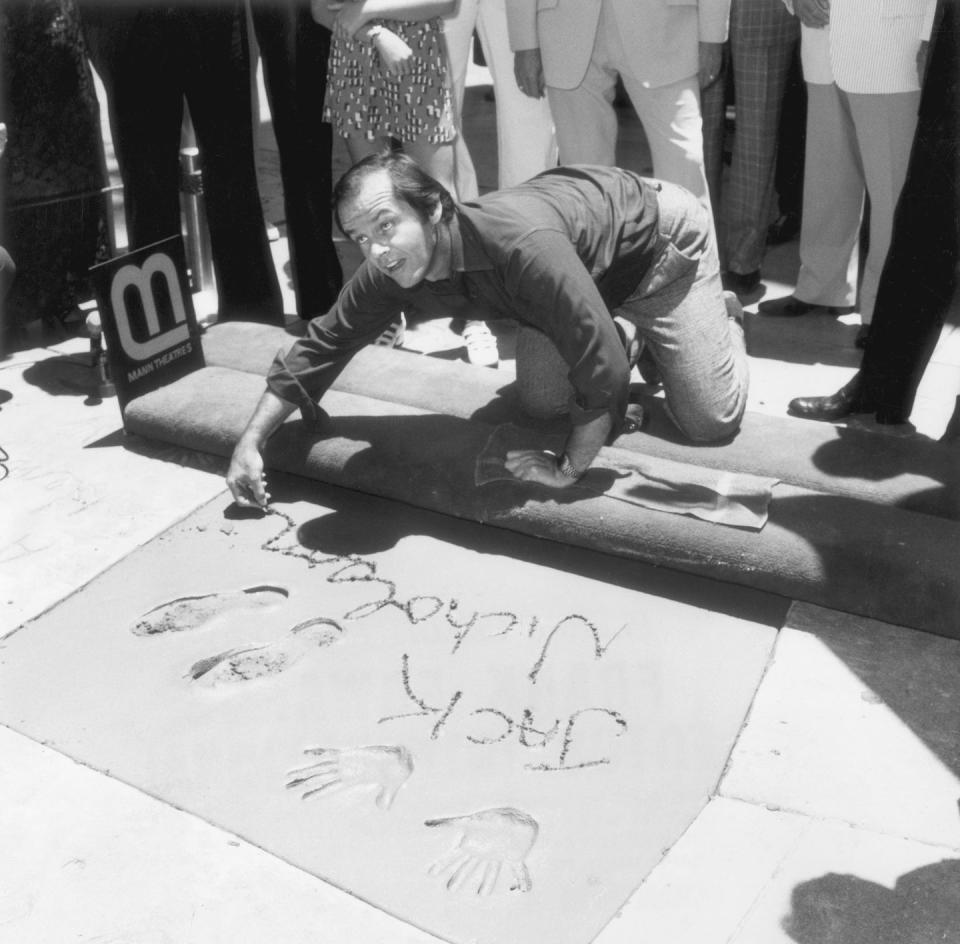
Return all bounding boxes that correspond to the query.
[323,17,456,145]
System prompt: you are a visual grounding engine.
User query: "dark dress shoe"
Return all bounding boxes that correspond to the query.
[788,378,874,421]
[767,212,801,245]
[758,296,856,317]
[722,269,762,296]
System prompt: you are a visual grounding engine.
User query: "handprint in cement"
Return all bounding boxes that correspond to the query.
[426,807,539,895]
[286,745,414,810]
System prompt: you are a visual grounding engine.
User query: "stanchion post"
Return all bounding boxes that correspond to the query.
[85,310,116,399]
[179,147,214,294]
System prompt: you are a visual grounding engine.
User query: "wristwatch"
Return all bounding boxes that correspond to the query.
[556,454,582,480]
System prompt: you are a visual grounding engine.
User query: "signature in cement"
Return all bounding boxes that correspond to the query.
[380,653,629,771]
[162,511,632,769]
[262,509,627,682]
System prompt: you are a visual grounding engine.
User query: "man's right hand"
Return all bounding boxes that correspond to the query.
[225,389,297,508]
[226,439,270,509]
[514,48,545,99]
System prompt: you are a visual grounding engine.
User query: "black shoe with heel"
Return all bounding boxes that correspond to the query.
[788,377,908,424]
[788,378,873,421]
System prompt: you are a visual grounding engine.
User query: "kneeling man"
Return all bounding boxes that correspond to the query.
[227,153,748,506]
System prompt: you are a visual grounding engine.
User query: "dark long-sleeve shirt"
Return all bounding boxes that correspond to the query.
[268,165,661,428]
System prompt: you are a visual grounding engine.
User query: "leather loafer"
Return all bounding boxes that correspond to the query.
[758,296,855,318]
[788,379,873,421]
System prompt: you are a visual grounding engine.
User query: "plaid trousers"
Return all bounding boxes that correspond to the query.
[702,0,799,273]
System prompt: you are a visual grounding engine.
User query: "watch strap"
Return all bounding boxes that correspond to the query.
[556,453,582,480]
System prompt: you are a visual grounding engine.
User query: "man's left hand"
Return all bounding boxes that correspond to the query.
[698,42,723,89]
[504,450,579,488]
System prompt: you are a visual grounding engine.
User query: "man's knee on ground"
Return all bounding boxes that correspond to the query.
[677,413,743,444]
[670,401,745,444]
[684,414,742,443]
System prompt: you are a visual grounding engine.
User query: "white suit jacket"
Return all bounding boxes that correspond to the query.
[785,0,936,92]
[507,0,730,90]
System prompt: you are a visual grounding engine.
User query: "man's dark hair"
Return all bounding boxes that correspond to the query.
[333,151,456,233]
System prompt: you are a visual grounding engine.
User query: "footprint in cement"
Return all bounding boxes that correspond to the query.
[286,745,414,810]
[131,585,288,636]
[426,807,539,895]
[186,616,344,684]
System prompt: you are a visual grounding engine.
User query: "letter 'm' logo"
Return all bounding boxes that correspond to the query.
[111,251,190,360]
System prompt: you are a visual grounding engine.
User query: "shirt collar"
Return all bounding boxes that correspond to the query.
[448,206,495,275]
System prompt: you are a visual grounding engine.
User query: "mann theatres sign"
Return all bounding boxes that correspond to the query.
[90,236,205,411]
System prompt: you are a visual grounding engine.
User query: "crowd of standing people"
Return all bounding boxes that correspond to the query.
[1,0,957,441]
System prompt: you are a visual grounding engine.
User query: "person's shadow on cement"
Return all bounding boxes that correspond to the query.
[782,859,960,944]
[809,427,960,520]
[21,353,108,405]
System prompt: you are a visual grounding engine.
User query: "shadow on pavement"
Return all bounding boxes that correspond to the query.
[783,859,960,944]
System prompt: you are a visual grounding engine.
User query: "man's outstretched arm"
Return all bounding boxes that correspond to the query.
[226,390,298,508]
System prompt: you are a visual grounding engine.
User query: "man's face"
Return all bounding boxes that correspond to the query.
[338,169,444,288]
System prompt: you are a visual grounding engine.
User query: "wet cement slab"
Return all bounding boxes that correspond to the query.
[0,478,782,944]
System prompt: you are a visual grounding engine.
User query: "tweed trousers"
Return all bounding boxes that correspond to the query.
[516,181,749,442]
